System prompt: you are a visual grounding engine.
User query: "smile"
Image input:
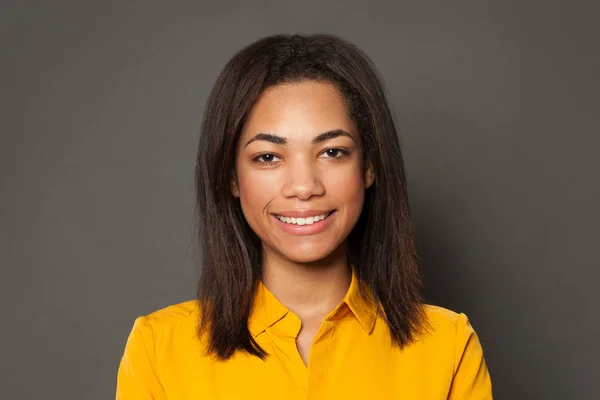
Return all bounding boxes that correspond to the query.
[275,211,334,225]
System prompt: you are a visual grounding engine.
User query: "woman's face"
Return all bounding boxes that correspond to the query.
[233,80,373,264]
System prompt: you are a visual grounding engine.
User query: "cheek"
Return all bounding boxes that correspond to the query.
[237,172,276,223]
[325,165,366,213]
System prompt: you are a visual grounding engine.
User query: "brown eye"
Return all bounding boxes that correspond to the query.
[320,148,350,159]
[254,153,281,163]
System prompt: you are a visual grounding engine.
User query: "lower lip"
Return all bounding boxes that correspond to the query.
[272,211,336,236]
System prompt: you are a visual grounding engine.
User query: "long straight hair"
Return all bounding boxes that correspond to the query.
[195,34,425,360]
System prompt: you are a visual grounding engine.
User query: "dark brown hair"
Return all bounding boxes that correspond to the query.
[195,33,425,360]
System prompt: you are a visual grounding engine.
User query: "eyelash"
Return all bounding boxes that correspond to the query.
[252,148,350,164]
[253,153,281,164]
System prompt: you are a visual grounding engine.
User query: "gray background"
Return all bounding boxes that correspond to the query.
[1,0,598,399]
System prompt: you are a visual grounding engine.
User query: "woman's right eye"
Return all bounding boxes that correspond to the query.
[253,153,281,164]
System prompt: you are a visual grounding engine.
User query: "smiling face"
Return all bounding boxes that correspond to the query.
[233,80,373,264]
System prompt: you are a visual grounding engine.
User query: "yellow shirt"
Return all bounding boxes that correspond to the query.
[116,273,493,399]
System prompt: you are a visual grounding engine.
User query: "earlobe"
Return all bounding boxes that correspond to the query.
[231,174,240,198]
[365,163,375,189]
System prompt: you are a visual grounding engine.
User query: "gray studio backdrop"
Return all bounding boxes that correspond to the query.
[1,1,598,399]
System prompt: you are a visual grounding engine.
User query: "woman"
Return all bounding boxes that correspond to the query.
[116,34,493,399]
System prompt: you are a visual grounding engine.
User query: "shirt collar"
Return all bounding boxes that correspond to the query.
[248,271,378,337]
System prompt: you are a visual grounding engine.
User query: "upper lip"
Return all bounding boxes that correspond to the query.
[272,209,334,218]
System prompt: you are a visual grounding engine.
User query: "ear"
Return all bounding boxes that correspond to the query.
[231,172,240,198]
[364,162,375,189]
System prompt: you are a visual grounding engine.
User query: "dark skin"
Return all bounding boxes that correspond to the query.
[233,81,373,365]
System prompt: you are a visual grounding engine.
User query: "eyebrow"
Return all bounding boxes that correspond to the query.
[244,129,355,148]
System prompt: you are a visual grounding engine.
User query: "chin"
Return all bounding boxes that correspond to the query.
[280,252,331,264]
[274,240,344,264]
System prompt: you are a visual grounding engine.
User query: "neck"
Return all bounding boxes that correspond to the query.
[260,245,352,322]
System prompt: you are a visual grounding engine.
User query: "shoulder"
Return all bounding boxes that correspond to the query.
[419,305,493,396]
[142,299,199,325]
[381,304,485,374]
[128,300,200,348]
[117,300,204,396]
[422,304,474,333]
[418,304,484,367]
[423,303,460,321]
[407,304,481,352]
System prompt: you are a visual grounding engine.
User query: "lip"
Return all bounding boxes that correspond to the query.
[271,210,337,236]
[273,209,333,218]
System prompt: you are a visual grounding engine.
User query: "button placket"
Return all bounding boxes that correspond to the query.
[265,312,308,393]
[306,319,336,400]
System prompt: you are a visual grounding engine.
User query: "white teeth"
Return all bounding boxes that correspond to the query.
[276,213,329,225]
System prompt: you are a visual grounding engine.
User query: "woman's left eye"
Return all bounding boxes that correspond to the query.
[320,148,348,159]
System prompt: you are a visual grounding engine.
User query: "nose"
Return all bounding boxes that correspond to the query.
[282,159,325,200]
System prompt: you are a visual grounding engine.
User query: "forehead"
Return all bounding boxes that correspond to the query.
[240,81,357,142]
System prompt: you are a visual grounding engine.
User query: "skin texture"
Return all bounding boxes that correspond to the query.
[232,80,374,364]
